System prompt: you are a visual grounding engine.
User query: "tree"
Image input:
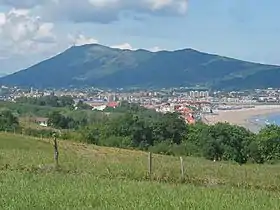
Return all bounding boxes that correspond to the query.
[256,125,280,162]
[59,96,75,107]
[76,100,92,110]
[184,122,211,156]
[0,109,19,131]
[48,111,62,128]
[246,140,264,164]
[130,115,153,148]
[152,112,187,145]
[48,111,76,129]
[81,127,100,144]
[208,123,253,164]
[203,137,223,161]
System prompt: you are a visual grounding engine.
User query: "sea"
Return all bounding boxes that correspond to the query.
[253,113,280,125]
[267,114,280,125]
[248,113,280,132]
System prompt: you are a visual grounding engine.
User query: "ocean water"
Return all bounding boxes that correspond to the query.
[266,113,280,125]
[246,113,280,133]
[250,113,280,127]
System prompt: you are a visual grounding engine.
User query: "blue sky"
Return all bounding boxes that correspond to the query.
[0,0,280,73]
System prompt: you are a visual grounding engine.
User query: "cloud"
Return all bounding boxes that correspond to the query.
[67,34,134,50]
[110,43,134,50]
[67,34,164,52]
[148,46,165,52]
[68,34,99,46]
[110,43,166,52]
[0,0,188,23]
[0,8,56,57]
[32,22,56,43]
[110,43,167,52]
[0,0,48,8]
[0,13,6,25]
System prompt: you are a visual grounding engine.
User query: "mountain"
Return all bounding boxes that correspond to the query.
[1,44,280,90]
[0,73,7,78]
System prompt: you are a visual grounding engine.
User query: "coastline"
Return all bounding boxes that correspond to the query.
[203,105,280,132]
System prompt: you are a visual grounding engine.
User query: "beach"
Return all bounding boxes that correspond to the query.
[203,105,280,132]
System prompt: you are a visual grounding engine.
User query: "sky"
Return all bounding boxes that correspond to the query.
[0,0,280,74]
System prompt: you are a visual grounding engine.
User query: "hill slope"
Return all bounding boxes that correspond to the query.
[0,73,7,78]
[1,133,280,209]
[1,44,280,89]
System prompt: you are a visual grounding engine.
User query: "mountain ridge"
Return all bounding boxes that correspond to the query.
[1,44,280,90]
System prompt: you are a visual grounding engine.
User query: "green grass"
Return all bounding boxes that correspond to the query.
[1,133,280,209]
[1,172,280,210]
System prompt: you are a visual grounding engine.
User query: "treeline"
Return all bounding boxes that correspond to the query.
[47,111,89,129]
[73,112,280,165]
[2,101,280,165]
[47,102,280,165]
[16,95,75,108]
[0,101,57,117]
[16,95,93,111]
[0,109,57,138]
[46,101,159,130]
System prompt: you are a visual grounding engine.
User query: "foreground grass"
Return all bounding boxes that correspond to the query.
[1,133,280,209]
[1,172,279,210]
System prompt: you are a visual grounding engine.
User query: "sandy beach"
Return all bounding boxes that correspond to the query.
[203,105,280,131]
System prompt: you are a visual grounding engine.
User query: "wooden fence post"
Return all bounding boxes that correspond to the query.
[180,157,184,180]
[53,134,59,168]
[148,152,152,179]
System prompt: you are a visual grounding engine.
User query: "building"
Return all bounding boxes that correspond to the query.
[34,117,49,127]
[107,94,116,102]
[92,105,107,111]
[189,90,209,98]
[107,101,119,109]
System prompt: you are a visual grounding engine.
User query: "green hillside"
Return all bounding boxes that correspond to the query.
[1,44,280,90]
[1,133,280,209]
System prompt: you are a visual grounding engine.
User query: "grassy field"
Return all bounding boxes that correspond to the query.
[1,133,280,209]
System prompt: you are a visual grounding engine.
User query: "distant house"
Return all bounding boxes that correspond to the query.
[34,117,49,127]
[107,101,119,109]
[92,105,107,111]
[186,114,195,124]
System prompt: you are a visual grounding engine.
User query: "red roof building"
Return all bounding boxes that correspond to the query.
[107,101,119,108]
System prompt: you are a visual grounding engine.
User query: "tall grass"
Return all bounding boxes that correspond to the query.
[1,133,280,209]
[1,172,280,210]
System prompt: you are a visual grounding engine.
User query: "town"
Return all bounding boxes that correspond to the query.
[1,85,280,124]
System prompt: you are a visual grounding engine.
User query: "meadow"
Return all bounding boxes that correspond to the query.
[1,133,280,209]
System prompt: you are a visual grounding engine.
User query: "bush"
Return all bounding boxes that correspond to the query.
[0,109,19,132]
[24,128,55,138]
[149,142,172,155]
[176,141,201,157]
[99,136,132,148]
